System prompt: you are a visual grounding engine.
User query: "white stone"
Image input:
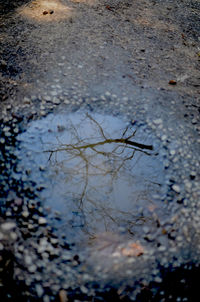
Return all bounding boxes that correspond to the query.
[1,222,16,231]
[153,118,162,125]
[38,217,47,225]
[172,184,181,193]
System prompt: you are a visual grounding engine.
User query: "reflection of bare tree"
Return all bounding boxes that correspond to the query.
[44,113,156,236]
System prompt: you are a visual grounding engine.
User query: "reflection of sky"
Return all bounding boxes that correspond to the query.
[17,111,165,242]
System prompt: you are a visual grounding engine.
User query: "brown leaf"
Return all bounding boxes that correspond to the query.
[59,290,68,302]
[169,80,177,85]
[121,242,144,257]
[105,5,115,12]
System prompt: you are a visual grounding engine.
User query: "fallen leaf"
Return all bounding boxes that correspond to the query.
[105,5,115,11]
[59,290,68,302]
[169,80,177,85]
[121,242,144,257]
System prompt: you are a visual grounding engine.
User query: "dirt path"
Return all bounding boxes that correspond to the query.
[0,0,200,107]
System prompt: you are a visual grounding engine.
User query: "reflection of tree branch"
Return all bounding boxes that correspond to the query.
[79,150,89,207]
[43,114,157,236]
[45,137,153,155]
[86,113,107,140]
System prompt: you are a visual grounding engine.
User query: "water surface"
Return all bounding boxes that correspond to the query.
[17,111,165,246]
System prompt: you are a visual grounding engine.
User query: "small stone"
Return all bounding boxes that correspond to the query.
[28,264,37,273]
[3,126,10,132]
[43,296,50,302]
[170,150,176,155]
[50,238,59,245]
[43,95,51,102]
[62,253,72,261]
[18,245,24,252]
[153,118,162,125]
[23,97,31,104]
[158,245,166,252]
[143,226,150,234]
[52,98,60,105]
[51,90,58,96]
[35,284,44,297]
[1,222,16,231]
[13,127,19,133]
[80,286,88,294]
[190,171,196,180]
[161,135,167,141]
[38,217,47,225]
[0,59,7,67]
[10,232,17,240]
[172,184,181,193]
[40,110,46,116]
[154,276,162,283]
[22,211,29,218]
[5,131,11,137]
[25,255,32,265]
[39,165,46,171]
[0,138,5,144]
[6,104,12,110]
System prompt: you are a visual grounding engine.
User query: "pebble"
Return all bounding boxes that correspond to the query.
[52,98,61,105]
[158,245,166,252]
[28,264,37,273]
[161,135,167,141]
[13,127,19,133]
[0,138,5,144]
[51,91,58,96]
[1,222,16,231]
[22,211,29,218]
[35,284,44,298]
[170,150,176,156]
[10,232,17,240]
[43,95,52,102]
[38,217,47,225]
[143,226,150,234]
[172,184,181,193]
[153,118,162,125]
[25,255,33,265]
[23,97,31,104]
[43,296,50,302]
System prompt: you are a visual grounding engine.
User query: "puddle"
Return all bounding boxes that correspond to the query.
[17,111,166,247]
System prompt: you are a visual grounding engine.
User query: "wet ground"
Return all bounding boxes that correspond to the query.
[0,0,200,301]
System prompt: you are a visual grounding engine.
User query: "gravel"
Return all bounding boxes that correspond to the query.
[0,0,200,301]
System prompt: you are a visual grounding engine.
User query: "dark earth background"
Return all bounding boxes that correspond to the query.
[0,0,200,301]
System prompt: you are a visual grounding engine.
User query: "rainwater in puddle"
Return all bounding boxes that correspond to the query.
[17,110,166,248]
